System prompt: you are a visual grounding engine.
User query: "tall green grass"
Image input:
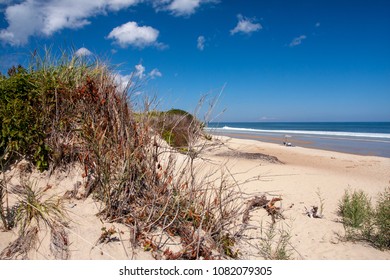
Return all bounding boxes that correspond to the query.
[338,188,390,250]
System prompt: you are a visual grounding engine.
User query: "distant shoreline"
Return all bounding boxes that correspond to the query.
[207,131,390,158]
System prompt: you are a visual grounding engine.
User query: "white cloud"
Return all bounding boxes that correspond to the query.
[315,22,321,27]
[107,21,159,48]
[197,35,205,50]
[168,0,200,16]
[0,0,142,46]
[135,64,163,79]
[230,14,262,35]
[0,0,217,45]
[114,73,133,91]
[74,47,93,57]
[152,0,216,16]
[149,68,162,79]
[114,64,162,90]
[289,35,307,47]
[135,64,146,78]
[107,0,140,11]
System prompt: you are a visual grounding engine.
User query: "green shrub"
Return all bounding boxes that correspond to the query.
[338,189,373,229]
[0,66,50,171]
[338,188,390,250]
[150,108,202,148]
[374,187,390,249]
[162,130,174,146]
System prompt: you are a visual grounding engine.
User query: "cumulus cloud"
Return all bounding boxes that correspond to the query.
[134,64,146,78]
[197,35,205,50]
[230,14,262,35]
[152,0,216,16]
[134,64,163,79]
[0,0,218,45]
[289,35,307,47]
[114,64,162,90]
[168,0,201,16]
[107,0,140,11]
[107,21,160,48]
[149,68,162,79]
[0,0,141,46]
[74,47,93,57]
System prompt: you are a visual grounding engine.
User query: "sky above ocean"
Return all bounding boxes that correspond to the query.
[1,0,389,122]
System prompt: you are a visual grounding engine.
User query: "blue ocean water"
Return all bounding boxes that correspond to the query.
[206,122,390,157]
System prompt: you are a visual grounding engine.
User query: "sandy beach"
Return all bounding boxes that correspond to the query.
[0,135,389,260]
[203,135,390,259]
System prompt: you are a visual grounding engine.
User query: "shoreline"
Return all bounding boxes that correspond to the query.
[208,131,390,158]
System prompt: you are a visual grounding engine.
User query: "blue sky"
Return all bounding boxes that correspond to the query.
[1,0,389,122]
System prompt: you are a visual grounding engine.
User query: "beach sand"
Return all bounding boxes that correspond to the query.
[203,136,390,259]
[0,135,389,260]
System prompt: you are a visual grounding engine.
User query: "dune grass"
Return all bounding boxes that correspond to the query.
[0,49,248,259]
[338,188,390,250]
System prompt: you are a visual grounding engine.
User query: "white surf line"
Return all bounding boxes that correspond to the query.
[206,128,390,143]
[207,126,390,139]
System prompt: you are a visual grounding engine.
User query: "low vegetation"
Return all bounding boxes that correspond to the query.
[338,188,390,250]
[148,108,204,149]
[258,221,294,260]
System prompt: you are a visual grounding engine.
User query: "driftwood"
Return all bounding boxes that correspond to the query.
[242,195,269,225]
[236,195,285,237]
[266,197,285,223]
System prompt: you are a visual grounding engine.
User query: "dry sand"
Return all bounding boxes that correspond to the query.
[203,136,390,260]
[0,135,389,260]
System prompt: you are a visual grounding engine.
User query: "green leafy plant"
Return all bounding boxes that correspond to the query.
[0,66,49,171]
[338,189,373,229]
[373,187,390,249]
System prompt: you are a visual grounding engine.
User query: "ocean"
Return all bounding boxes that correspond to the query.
[205,122,390,158]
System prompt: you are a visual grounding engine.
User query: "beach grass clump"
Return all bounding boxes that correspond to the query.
[11,183,66,233]
[338,188,390,250]
[373,187,390,249]
[338,189,373,229]
[258,222,293,260]
[0,182,69,259]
